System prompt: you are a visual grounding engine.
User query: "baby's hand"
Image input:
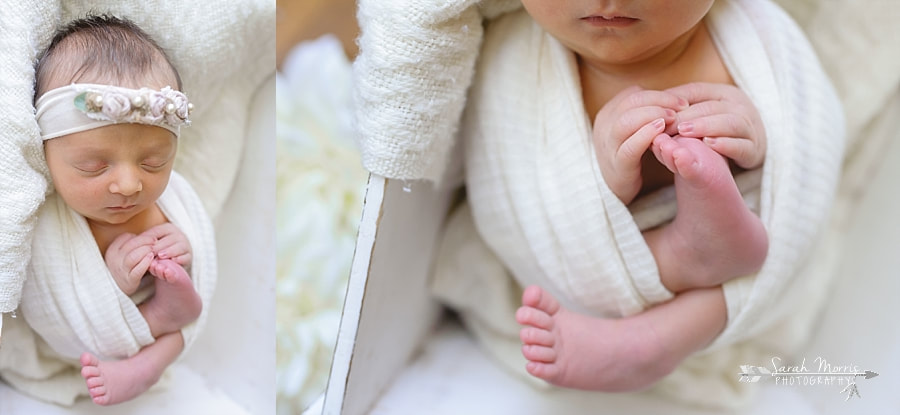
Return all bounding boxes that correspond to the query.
[142,223,193,268]
[105,232,156,295]
[666,83,767,169]
[592,86,687,204]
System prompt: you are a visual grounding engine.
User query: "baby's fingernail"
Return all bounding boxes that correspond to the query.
[652,118,665,129]
[157,252,168,259]
[664,109,676,118]
[678,98,689,108]
[704,137,717,145]
[678,122,693,133]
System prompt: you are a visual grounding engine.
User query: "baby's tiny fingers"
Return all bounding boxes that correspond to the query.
[618,118,667,164]
[619,89,689,111]
[106,232,137,252]
[672,99,727,122]
[703,136,764,169]
[677,113,753,140]
[129,252,155,280]
[170,252,193,267]
[121,233,157,253]
[141,223,178,240]
[665,82,742,105]
[124,245,153,267]
[155,240,190,259]
[153,238,179,255]
[613,107,674,145]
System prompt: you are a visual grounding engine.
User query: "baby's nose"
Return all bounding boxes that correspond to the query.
[109,168,143,195]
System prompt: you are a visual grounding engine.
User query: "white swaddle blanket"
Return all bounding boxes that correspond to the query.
[432,0,845,407]
[0,171,216,405]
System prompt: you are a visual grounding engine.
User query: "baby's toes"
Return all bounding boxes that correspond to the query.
[162,264,176,280]
[80,352,100,369]
[520,327,555,347]
[521,286,561,316]
[148,260,162,277]
[521,285,544,307]
[533,289,560,315]
[85,376,105,389]
[655,136,679,172]
[516,306,554,330]
[92,391,111,406]
[522,344,557,363]
[671,147,701,178]
[526,361,561,380]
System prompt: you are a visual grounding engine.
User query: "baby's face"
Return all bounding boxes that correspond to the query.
[44,123,175,227]
[521,0,714,67]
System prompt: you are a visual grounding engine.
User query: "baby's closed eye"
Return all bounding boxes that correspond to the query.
[141,158,170,169]
[74,161,108,173]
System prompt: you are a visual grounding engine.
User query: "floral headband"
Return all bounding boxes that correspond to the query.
[35,83,193,140]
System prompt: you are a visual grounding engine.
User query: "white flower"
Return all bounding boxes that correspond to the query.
[275,34,366,414]
[146,91,167,123]
[100,92,131,120]
[163,87,190,125]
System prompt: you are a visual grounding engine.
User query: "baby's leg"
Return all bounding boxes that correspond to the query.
[80,331,184,405]
[646,135,768,292]
[138,259,202,338]
[517,285,726,391]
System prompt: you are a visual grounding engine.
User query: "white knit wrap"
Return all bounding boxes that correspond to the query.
[0,172,216,405]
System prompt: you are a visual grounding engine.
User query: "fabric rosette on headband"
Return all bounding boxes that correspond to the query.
[35,83,193,140]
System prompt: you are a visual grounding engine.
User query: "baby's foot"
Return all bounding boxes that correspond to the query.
[650,135,768,291]
[80,352,159,405]
[140,259,202,337]
[516,286,676,391]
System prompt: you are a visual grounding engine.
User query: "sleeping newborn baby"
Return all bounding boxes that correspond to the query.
[10,14,215,406]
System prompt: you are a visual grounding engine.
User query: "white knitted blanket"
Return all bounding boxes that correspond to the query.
[432,0,845,407]
[0,172,216,405]
[0,0,273,314]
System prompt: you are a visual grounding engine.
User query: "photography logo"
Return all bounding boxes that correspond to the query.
[738,357,879,401]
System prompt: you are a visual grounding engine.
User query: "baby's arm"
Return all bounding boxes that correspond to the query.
[666,82,767,169]
[104,233,157,295]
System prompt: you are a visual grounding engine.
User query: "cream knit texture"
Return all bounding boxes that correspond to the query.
[353,0,521,182]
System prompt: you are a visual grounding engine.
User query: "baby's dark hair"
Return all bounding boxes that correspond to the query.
[34,14,182,101]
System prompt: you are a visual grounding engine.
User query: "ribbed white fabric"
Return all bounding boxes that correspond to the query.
[0,172,216,405]
[0,0,273,314]
[433,0,845,407]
